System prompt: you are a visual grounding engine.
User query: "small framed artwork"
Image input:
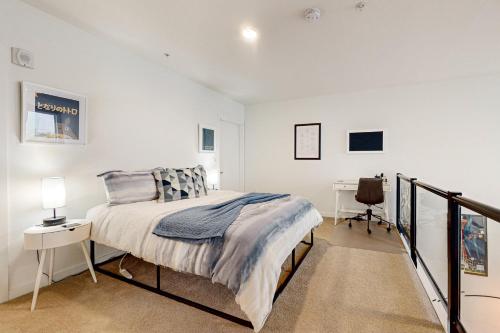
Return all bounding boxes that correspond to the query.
[21,81,87,145]
[347,129,384,153]
[294,123,321,160]
[199,124,216,153]
[461,214,488,276]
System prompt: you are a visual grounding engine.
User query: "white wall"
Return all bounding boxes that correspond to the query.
[1,0,243,300]
[245,74,500,214]
[245,74,500,327]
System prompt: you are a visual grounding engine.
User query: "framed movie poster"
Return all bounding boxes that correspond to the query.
[294,123,321,160]
[21,82,87,145]
[199,124,216,153]
[461,214,488,276]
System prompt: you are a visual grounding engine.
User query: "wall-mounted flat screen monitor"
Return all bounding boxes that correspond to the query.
[347,130,384,153]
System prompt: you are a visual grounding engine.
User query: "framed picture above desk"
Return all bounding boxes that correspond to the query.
[333,180,391,225]
[294,123,321,160]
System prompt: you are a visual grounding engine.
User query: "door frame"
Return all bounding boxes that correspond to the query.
[219,118,244,192]
[0,42,9,303]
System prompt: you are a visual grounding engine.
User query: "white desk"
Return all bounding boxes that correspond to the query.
[333,180,391,225]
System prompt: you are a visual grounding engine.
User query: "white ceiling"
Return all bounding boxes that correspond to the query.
[22,0,500,105]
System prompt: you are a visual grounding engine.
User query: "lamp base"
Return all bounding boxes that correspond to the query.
[43,216,66,227]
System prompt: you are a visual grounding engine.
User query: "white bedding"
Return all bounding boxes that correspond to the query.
[87,190,322,331]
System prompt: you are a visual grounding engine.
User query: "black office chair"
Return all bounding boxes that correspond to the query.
[347,178,391,234]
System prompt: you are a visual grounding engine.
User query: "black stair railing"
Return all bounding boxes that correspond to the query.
[396,173,500,333]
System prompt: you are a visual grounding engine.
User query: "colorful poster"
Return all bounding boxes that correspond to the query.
[461,214,488,276]
[22,82,86,145]
[34,93,80,140]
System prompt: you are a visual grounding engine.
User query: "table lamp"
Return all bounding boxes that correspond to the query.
[207,169,220,190]
[41,177,66,226]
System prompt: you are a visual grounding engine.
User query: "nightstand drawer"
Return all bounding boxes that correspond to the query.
[42,224,91,249]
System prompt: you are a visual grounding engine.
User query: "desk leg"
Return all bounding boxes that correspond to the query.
[334,190,339,225]
[80,241,97,283]
[384,192,390,222]
[31,249,46,312]
[48,248,54,285]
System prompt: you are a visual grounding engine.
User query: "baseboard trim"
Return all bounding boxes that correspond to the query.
[319,211,335,218]
[8,248,121,300]
[396,232,447,331]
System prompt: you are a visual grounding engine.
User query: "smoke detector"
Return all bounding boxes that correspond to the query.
[304,8,321,22]
[355,1,367,11]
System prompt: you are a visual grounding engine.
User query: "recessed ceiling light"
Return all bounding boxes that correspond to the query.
[242,27,258,41]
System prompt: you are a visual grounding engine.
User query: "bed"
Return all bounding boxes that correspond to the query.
[87,189,322,331]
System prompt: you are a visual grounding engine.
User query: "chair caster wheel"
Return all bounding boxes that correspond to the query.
[387,227,391,232]
[377,221,382,225]
[367,229,372,234]
[348,222,352,228]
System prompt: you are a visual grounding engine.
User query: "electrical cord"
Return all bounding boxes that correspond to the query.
[119,253,128,271]
[35,250,87,284]
[118,253,133,279]
[35,250,53,283]
[464,294,500,300]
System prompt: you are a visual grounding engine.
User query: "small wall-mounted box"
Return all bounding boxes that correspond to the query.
[11,47,34,69]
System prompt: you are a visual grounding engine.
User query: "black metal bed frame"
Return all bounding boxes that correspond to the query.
[90,230,314,330]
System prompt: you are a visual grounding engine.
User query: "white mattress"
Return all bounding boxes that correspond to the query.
[87,190,323,331]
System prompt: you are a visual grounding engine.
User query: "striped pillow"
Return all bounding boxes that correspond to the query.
[99,171,159,205]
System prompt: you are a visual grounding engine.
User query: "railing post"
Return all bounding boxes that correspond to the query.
[410,178,418,267]
[447,192,462,333]
[396,174,401,233]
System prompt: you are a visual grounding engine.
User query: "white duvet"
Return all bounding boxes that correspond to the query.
[87,190,322,331]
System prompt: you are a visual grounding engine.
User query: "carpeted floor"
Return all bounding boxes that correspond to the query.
[0,218,443,333]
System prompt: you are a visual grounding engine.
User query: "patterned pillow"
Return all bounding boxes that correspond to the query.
[154,168,197,202]
[99,170,159,205]
[192,165,208,197]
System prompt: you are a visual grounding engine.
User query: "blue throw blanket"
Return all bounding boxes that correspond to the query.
[153,193,290,244]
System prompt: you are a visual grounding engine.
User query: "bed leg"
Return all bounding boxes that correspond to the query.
[156,265,161,290]
[90,240,95,266]
[291,249,296,271]
[301,230,314,246]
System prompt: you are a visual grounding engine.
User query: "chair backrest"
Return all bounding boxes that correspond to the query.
[356,178,384,205]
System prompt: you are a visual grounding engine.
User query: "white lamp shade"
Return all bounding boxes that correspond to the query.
[42,177,66,209]
[207,169,220,188]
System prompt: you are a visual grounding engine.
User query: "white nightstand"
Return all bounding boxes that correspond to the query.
[24,219,97,311]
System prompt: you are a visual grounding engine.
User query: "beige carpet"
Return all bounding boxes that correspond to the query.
[0,218,443,333]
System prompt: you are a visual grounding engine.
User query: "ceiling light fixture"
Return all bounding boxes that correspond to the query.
[242,27,258,41]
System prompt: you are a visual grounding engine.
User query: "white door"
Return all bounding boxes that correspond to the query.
[220,121,241,191]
